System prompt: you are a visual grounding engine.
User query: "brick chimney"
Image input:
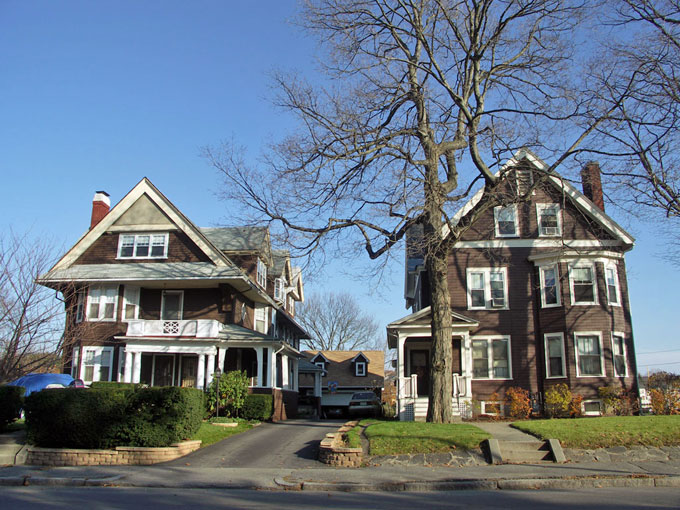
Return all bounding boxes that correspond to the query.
[580,162,605,211]
[90,191,110,229]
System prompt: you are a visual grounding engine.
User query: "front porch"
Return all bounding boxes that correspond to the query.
[387,307,478,421]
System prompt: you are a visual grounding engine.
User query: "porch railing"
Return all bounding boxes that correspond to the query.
[126,319,221,338]
[398,374,418,399]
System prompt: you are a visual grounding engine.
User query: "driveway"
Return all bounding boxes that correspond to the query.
[166,419,342,468]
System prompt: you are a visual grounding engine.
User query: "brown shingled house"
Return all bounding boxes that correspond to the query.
[299,350,384,413]
[388,149,638,420]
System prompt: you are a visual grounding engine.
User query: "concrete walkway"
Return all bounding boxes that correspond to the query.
[471,421,539,442]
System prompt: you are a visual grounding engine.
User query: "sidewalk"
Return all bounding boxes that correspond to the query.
[2,458,680,491]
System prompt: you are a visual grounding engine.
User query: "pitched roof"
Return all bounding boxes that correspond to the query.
[270,249,291,277]
[386,307,479,348]
[303,350,385,388]
[201,227,269,253]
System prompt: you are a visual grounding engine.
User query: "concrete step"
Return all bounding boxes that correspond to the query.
[497,440,554,464]
[0,444,23,465]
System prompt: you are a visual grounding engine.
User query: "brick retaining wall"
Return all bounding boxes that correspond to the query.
[26,440,201,466]
[318,421,363,467]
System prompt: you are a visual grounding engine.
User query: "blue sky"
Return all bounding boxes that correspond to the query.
[1,1,677,373]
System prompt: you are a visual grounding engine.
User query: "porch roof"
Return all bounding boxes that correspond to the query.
[298,358,325,374]
[386,306,478,348]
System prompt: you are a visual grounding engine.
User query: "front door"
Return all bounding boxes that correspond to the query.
[409,349,430,397]
[153,355,175,387]
[180,355,198,388]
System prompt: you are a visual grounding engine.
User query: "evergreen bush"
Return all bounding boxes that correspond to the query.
[0,385,25,431]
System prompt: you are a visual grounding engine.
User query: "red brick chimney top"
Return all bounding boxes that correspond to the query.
[90,191,111,229]
[581,162,604,211]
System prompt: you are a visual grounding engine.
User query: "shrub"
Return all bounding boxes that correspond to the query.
[0,385,25,431]
[597,385,638,416]
[650,388,680,415]
[206,371,249,417]
[484,392,502,420]
[241,394,273,421]
[90,381,142,390]
[381,402,396,419]
[569,394,583,418]
[544,383,572,418]
[505,387,531,420]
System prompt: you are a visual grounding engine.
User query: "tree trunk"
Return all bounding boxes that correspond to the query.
[425,249,453,423]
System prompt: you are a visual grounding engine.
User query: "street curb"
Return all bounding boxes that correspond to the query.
[0,474,126,487]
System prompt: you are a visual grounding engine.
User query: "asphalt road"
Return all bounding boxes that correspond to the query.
[2,487,679,510]
[164,418,342,468]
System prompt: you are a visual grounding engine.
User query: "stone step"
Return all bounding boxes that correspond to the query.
[497,440,554,464]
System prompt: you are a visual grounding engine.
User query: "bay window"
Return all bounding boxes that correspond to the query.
[569,264,598,305]
[544,333,566,378]
[539,264,561,307]
[575,333,604,377]
[472,336,512,379]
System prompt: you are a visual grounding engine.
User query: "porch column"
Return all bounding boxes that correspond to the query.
[123,350,133,383]
[132,352,141,384]
[206,354,216,386]
[268,348,276,388]
[314,371,322,397]
[281,354,289,389]
[292,358,299,391]
[256,347,264,387]
[217,347,227,373]
[197,354,206,390]
[463,332,473,397]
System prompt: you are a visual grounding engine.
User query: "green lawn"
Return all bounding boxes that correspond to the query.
[512,415,680,448]
[361,420,491,455]
[192,421,253,448]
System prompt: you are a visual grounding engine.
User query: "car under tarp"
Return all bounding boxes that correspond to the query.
[7,373,74,396]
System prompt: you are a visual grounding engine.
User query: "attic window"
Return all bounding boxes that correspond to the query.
[257,258,267,288]
[355,361,366,377]
[274,278,285,302]
[118,233,168,259]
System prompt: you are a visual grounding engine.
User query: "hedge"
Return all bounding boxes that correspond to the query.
[242,394,273,421]
[0,385,25,432]
[25,386,205,448]
[90,381,143,390]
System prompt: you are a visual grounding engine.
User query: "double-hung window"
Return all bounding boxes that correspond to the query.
[254,304,268,334]
[75,290,86,322]
[122,286,140,321]
[274,278,285,302]
[494,205,519,237]
[467,268,508,309]
[118,233,168,259]
[256,258,267,288]
[612,333,628,377]
[86,285,118,321]
[605,264,621,306]
[539,264,561,307]
[544,333,566,378]
[472,337,512,379]
[575,333,604,377]
[81,346,113,383]
[355,361,366,376]
[569,264,598,305]
[536,204,561,237]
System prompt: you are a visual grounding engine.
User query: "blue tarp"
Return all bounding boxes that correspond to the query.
[7,373,74,396]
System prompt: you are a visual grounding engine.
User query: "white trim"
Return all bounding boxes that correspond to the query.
[86,285,119,321]
[539,264,561,308]
[481,400,504,416]
[529,250,625,264]
[161,290,184,320]
[117,233,169,260]
[574,332,605,378]
[454,239,625,249]
[493,204,520,238]
[471,335,512,380]
[569,262,598,305]
[122,285,140,321]
[611,332,628,377]
[536,203,562,237]
[71,347,80,379]
[582,399,603,416]
[466,267,509,310]
[355,361,367,377]
[544,333,567,379]
[80,346,114,383]
[256,258,267,288]
[605,263,622,307]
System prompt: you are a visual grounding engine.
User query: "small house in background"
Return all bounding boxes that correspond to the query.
[299,350,384,415]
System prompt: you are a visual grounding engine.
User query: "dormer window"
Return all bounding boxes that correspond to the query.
[257,258,267,288]
[118,233,168,259]
[355,361,366,377]
[274,278,285,302]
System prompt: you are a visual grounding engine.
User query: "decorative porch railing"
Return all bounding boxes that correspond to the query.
[398,374,418,399]
[125,319,220,338]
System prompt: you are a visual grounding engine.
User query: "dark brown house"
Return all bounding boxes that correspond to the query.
[38,178,309,419]
[387,149,637,420]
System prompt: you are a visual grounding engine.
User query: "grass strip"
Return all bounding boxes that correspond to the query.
[512,415,680,448]
[192,421,253,448]
[343,425,362,449]
[361,419,491,455]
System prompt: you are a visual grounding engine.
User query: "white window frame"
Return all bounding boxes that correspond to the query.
[611,332,628,377]
[355,361,367,377]
[80,346,114,383]
[254,304,268,334]
[605,263,622,306]
[582,400,603,416]
[71,347,80,378]
[122,286,140,321]
[481,400,504,416]
[256,258,267,288]
[544,333,567,379]
[574,332,605,377]
[493,205,520,238]
[539,264,561,308]
[75,290,86,323]
[161,290,184,320]
[569,262,598,305]
[274,278,285,302]
[86,285,119,322]
[536,203,562,237]
[471,336,512,380]
[466,268,509,310]
[117,233,169,259]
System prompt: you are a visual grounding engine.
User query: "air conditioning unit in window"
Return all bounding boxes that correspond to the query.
[491,298,505,308]
[542,226,559,236]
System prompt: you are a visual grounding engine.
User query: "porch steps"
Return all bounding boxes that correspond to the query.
[0,431,26,465]
[491,439,564,464]
[412,398,462,420]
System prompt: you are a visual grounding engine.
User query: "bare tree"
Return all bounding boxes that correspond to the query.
[0,233,64,383]
[207,1,626,422]
[585,1,680,260]
[297,291,383,351]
